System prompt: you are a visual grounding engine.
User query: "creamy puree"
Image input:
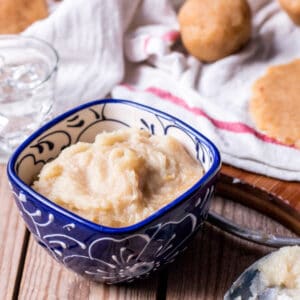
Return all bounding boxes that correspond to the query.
[32,128,204,227]
[258,246,300,299]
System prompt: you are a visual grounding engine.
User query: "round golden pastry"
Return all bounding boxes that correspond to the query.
[250,59,300,148]
[0,0,48,34]
[279,0,300,25]
[178,0,252,62]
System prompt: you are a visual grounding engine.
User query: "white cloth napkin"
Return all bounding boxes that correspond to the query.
[24,0,300,181]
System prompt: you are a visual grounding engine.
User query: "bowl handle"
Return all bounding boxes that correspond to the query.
[206,212,300,247]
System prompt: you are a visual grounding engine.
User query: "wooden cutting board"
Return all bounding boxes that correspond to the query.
[216,164,300,235]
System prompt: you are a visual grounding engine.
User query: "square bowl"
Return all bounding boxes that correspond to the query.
[7,99,221,284]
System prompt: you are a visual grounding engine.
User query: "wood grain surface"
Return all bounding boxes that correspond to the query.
[165,197,295,300]
[19,235,159,300]
[0,165,28,300]
[218,164,300,235]
[1,163,297,300]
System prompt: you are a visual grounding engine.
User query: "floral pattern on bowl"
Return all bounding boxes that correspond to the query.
[7,99,221,283]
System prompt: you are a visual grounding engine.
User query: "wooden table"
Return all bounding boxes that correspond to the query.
[0,164,296,300]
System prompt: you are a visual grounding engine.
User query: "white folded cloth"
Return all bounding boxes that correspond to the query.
[24,0,300,181]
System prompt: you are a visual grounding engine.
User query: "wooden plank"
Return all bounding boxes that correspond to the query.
[165,196,297,300]
[16,163,300,298]
[218,164,300,234]
[0,164,28,300]
[18,235,160,300]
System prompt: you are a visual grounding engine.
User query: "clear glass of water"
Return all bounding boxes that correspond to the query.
[0,35,58,162]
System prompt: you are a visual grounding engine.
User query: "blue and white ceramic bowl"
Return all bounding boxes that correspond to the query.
[7,99,221,284]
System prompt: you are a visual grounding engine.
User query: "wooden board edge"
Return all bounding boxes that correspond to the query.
[216,173,300,235]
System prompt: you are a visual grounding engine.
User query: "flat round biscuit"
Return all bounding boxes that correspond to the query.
[0,0,48,34]
[279,0,300,25]
[250,59,300,148]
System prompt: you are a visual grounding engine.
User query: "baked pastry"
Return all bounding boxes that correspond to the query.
[178,0,252,62]
[250,59,300,148]
[0,0,48,34]
[279,0,300,25]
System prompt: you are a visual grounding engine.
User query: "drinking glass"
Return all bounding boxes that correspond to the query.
[0,35,58,162]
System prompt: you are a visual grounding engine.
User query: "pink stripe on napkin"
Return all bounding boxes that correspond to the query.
[121,84,287,147]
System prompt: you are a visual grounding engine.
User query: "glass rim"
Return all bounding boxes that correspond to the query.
[0,34,59,88]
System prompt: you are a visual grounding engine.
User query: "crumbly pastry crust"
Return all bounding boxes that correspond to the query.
[178,0,252,62]
[279,0,300,25]
[0,0,48,34]
[250,59,300,148]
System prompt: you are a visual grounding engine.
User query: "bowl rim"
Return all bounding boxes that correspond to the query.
[7,98,221,234]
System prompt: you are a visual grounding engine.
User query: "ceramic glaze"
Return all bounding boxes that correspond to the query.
[7,99,221,283]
